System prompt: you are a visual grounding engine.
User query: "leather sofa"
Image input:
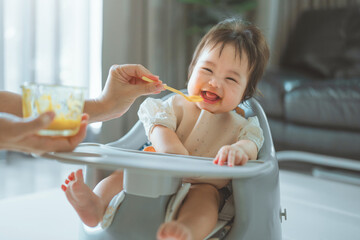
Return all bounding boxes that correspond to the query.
[256,7,360,160]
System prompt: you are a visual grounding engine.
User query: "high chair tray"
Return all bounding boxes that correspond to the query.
[43,143,275,178]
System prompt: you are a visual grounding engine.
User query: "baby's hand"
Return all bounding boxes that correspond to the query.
[213,144,249,167]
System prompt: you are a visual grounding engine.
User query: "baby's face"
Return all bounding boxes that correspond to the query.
[188,43,249,114]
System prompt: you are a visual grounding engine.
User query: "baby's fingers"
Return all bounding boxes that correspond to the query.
[213,155,219,164]
[227,150,236,167]
[216,149,229,166]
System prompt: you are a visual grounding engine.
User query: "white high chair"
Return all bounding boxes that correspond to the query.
[44,94,283,240]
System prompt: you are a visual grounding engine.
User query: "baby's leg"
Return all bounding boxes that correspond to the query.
[157,183,220,240]
[62,169,124,227]
[93,170,124,206]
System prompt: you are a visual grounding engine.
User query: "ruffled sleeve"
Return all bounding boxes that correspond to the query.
[238,116,264,152]
[137,97,177,139]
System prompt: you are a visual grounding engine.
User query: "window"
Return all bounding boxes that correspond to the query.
[1,0,102,100]
[0,0,102,199]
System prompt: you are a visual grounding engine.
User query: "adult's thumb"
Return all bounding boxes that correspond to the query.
[20,111,55,135]
[138,82,165,96]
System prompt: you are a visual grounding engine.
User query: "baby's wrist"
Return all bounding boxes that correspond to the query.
[231,142,243,149]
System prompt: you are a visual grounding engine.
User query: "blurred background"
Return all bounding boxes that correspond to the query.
[0,0,360,239]
[1,0,358,143]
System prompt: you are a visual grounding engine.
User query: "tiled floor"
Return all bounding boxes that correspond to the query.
[0,151,83,200]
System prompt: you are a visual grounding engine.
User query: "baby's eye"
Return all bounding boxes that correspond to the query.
[202,68,213,73]
[226,77,237,82]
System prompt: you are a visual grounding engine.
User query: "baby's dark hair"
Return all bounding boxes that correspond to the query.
[188,18,270,102]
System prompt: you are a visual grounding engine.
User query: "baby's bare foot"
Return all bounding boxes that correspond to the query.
[61,169,105,227]
[157,221,192,240]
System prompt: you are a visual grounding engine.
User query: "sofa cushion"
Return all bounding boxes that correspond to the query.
[269,118,360,160]
[284,79,360,130]
[257,69,313,118]
[281,7,360,79]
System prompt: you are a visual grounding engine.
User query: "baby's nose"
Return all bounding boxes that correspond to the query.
[208,77,221,88]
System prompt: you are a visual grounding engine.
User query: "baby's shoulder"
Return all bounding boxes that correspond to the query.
[171,94,185,104]
[171,95,200,122]
[171,95,185,118]
[229,109,247,122]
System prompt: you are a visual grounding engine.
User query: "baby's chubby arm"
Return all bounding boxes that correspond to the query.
[150,125,189,156]
[213,139,258,167]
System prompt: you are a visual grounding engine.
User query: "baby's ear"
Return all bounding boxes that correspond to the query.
[235,106,245,117]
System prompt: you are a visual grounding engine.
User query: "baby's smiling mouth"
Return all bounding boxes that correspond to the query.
[201,91,220,104]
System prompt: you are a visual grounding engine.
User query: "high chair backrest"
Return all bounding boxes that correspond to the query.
[239,97,276,161]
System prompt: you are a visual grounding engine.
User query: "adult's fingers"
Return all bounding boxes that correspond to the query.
[17,111,55,136]
[137,82,165,96]
[66,115,88,151]
[19,113,88,154]
[119,64,158,81]
[110,64,160,84]
[81,113,89,121]
[120,64,165,95]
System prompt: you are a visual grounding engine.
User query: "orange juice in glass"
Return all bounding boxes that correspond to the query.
[21,83,86,136]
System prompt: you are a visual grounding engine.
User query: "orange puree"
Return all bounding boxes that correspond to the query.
[22,92,82,131]
[22,88,32,118]
[46,116,81,130]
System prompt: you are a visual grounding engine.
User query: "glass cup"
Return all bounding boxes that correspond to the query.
[21,82,86,136]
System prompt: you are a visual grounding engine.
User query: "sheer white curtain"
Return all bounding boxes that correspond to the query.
[0,0,102,100]
[100,0,190,143]
[0,0,103,200]
[1,0,190,143]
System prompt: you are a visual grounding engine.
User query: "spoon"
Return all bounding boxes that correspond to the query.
[142,76,203,102]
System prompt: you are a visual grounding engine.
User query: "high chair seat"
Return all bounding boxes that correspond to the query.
[43,97,282,240]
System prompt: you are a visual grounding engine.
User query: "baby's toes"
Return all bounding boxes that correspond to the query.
[61,184,67,192]
[75,169,84,183]
[68,172,75,181]
[70,178,87,193]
